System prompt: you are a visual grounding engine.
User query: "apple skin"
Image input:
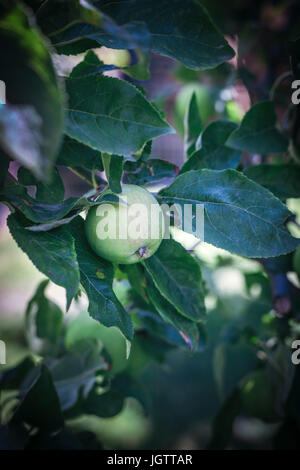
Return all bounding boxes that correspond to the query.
[65,312,128,376]
[85,184,164,264]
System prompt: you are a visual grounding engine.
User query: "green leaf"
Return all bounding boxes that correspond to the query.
[206,388,241,450]
[37,0,150,52]
[36,0,103,36]
[0,424,28,451]
[145,274,200,351]
[83,388,124,418]
[123,50,150,81]
[143,238,206,322]
[159,169,300,257]
[69,50,117,79]
[65,74,173,157]
[124,158,178,185]
[1,184,80,223]
[0,150,9,190]
[1,184,117,224]
[98,0,235,70]
[70,48,148,81]
[244,164,300,200]
[57,135,103,172]
[13,364,64,432]
[0,106,43,177]
[134,309,205,352]
[25,280,64,344]
[112,373,150,413]
[0,3,64,180]
[288,37,300,80]
[68,217,133,341]
[184,92,203,157]
[18,166,65,204]
[24,213,85,232]
[227,101,289,154]
[0,356,35,390]
[121,264,148,302]
[7,213,80,308]
[45,344,108,410]
[180,120,242,174]
[213,344,226,399]
[102,153,124,194]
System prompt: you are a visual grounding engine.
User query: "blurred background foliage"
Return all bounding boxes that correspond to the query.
[1,217,299,449]
[1,0,300,450]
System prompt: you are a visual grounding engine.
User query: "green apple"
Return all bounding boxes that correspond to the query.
[85,184,164,265]
[126,336,149,376]
[65,312,128,376]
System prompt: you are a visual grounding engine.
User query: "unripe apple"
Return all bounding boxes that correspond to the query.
[65,312,128,376]
[85,184,164,264]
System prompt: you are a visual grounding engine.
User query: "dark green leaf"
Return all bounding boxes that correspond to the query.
[26,280,64,344]
[227,102,289,154]
[102,154,124,194]
[244,164,300,199]
[68,217,133,341]
[26,428,85,450]
[7,213,80,308]
[159,169,299,257]
[0,150,9,189]
[124,158,178,185]
[57,135,103,172]
[69,50,117,78]
[288,38,300,80]
[98,0,234,70]
[37,0,150,52]
[1,184,116,224]
[112,373,150,413]
[145,274,200,351]
[143,238,206,322]
[184,92,203,157]
[0,106,44,177]
[65,74,173,157]
[286,366,300,422]
[121,264,148,302]
[13,365,64,432]
[123,50,150,80]
[0,424,28,450]
[180,120,241,173]
[83,388,124,418]
[0,356,35,390]
[0,3,64,180]
[134,309,204,352]
[206,388,241,450]
[18,166,65,204]
[45,344,108,410]
[25,213,82,232]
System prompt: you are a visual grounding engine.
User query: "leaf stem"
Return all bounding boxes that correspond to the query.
[270,71,292,101]
[67,167,106,188]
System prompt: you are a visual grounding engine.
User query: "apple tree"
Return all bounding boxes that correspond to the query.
[0,0,300,450]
